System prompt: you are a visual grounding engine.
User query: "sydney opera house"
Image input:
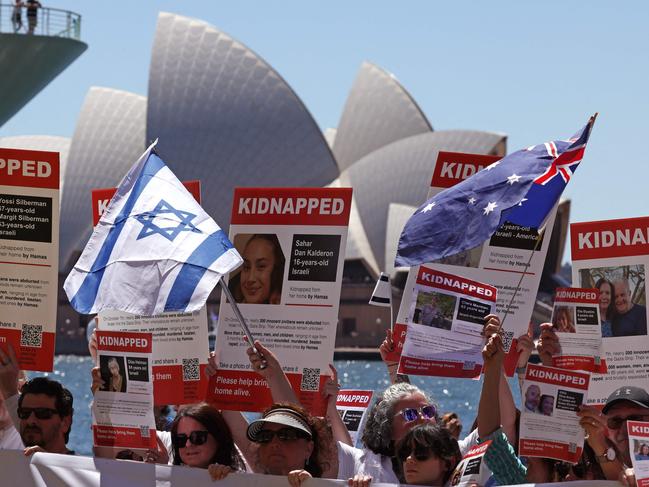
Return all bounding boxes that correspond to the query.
[1,12,570,353]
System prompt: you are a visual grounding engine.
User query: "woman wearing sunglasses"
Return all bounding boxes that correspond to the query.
[395,423,461,486]
[335,382,446,483]
[170,403,245,470]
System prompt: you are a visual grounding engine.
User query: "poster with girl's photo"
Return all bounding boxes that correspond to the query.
[211,187,352,415]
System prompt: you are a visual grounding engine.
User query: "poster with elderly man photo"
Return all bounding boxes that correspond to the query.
[571,216,649,406]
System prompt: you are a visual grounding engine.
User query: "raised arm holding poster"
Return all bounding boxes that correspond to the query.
[550,287,605,373]
[0,148,59,371]
[92,330,156,460]
[209,187,351,414]
[398,266,496,378]
[519,363,590,463]
[571,216,649,405]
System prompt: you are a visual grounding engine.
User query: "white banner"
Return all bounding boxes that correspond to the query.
[0,450,621,487]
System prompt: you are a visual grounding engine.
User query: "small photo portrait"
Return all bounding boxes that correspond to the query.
[635,440,649,461]
[228,233,286,305]
[523,384,541,413]
[579,264,647,338]
[538,394,554,417]
[552,306,576,333]
[99,355,127,393]
[412,290,456,330]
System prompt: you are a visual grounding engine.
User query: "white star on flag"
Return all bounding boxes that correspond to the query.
[518,198,528,207]
[421,202,436,213]
[483,201,498,215]
[507,173,521,185]
[485,160,501,171]
[468,197,476,204]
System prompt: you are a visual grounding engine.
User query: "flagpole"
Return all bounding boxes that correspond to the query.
[497,114,598,336]
[219,277,267,369]
[496,230,544,335]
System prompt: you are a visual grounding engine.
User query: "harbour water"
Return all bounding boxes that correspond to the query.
[40,355,522,456]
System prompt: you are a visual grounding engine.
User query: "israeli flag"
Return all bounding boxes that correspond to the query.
[64,141,242,315]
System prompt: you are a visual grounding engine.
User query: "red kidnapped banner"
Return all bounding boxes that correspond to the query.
[336,390,373,408]
[0,148,59,189]
[525,363,590,389]
[231,187,352,226]
[96,330,152,354]
[571,216,649,260]
[416,266,497,301]
[430,151,501,189]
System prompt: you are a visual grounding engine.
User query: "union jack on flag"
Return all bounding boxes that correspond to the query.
[502,115,595,228]
[395,115,596,267]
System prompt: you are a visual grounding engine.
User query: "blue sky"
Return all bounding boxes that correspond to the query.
[2,1,648,255]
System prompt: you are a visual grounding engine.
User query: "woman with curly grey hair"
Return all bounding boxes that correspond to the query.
[336,382,479,483]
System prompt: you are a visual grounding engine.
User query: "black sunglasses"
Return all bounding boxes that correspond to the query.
[173,430,209,448]
[255,427,309,443]
[17,407,59,420]
[607,414,649,430]
[398,446,435,463]
[396,405,437,423]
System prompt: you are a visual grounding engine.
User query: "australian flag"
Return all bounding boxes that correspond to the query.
[395,115,596,267]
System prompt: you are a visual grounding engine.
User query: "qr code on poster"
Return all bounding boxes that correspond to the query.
[501,330,514,353]
[300,368,320,392]
[462,361,476,371]
[182,358,200,381]
[20,324,42,348]
[140,425,150,438]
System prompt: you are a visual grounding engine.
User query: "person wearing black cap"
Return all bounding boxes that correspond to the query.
[578,385,649,480]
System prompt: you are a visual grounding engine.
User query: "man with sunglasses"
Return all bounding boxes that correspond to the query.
[579,385,649,480]
[0,345,74,455]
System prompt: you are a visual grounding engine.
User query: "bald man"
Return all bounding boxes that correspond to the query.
[611,279,647,337]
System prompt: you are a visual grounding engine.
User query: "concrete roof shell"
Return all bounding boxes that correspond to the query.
[59,87,147,268]
[146,12,339,231]
[332,61,432,172]
[344,130,507,271]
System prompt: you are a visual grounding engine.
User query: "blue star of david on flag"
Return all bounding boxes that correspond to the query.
[63,141,243,316]
[395,115,596,267]
[135,199,202,241]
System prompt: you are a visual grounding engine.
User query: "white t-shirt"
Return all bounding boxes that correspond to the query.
[337,429,479,481]
[0,424,23,450]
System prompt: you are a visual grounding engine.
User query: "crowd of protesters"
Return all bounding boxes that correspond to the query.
[0,315,647,486]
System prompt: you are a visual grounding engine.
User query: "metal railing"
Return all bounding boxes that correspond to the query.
[0,3,82,40]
